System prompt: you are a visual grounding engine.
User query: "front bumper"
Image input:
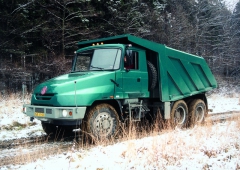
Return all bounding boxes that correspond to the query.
[23,104,86,122]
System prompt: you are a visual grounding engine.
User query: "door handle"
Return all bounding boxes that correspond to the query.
[137,77,141,82]
[110,79,119,87]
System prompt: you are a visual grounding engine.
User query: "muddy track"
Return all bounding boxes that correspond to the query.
[0,132,83,150]
[0,135,48,149]
[0,133,81,167]
[207,111,240,123]
[0,111,239,167]
[0,140,75,166]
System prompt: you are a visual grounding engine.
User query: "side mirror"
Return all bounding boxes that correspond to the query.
[71,53,77,72]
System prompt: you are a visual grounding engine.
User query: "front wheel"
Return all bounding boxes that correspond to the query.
[170,100,188,129]
[82,103,120,140]
[41,122,73,137]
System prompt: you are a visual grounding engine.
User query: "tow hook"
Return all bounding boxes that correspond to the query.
[30,117,34,122]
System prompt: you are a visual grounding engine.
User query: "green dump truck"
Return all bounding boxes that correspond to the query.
[23,34,217,138]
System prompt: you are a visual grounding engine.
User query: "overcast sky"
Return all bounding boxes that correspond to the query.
[224,0,239,11]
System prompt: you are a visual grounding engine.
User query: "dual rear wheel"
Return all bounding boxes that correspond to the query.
[170,100,188,128]
[170,99,206,129]
[188,99,206,127]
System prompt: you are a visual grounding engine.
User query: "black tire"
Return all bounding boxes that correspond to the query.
[41,122,73,137]
[41,122,56,135]
[170,100,188,129]
[147,61,157,89]
[188,99,206,127]
[58,126,73,136]
[82,103,120,140]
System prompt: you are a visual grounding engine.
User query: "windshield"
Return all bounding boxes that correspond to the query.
[74,48,121,71]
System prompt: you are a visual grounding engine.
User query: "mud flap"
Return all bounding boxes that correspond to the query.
[164,102,171,119]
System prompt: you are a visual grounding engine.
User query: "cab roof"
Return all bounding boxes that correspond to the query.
[77,34,164,52]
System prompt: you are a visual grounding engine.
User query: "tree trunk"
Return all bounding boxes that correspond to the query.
[62,7,65,59]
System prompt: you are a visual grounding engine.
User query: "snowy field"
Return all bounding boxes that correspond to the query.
[0,85,240,169]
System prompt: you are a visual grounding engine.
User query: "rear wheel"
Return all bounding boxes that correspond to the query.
[188,99,206,127]
[170,100,188,129]
[82,103,120,141]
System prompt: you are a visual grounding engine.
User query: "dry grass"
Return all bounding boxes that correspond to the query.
[2,118,240,169]
[1,121,37,131]
[0,92,31,112]
[7,136,71,167]
[1,91,240,169]
[70,115,240,169]
[0,92,32,132]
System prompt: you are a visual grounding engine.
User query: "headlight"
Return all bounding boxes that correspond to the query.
[62,110,68,117]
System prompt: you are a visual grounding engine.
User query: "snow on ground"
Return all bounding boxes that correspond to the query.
[0,98,44,140]
[1,90,239,140]
[3,118,240,170]
[208,95,240,114]
[0,86,240,169]
[207,85,240,114]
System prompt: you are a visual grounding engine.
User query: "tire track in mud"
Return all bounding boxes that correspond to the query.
[0,140,74,166]
[0,135,48,149]
[207,111,240,123]
[0,133,81,167]
[0,111,239,167]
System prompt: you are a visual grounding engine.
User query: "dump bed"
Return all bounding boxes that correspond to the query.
[159,46,217,101]
[78,34,217,102]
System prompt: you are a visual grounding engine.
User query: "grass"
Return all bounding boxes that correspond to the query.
[67,117,240,169]
[3,119,240,169]
[0,92,31,114]
[1,91,240,169]
[1,121,37,131]
[0,92,34,132]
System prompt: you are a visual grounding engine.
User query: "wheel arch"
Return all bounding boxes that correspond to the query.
[86,99,123,121]
[184,93,208,114]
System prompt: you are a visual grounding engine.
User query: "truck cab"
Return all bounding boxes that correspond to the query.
[73,44,149,99]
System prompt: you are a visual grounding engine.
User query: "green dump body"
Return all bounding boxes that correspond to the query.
[78,34,217,102]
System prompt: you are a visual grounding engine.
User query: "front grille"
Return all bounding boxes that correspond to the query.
[35,93,54,100]
[35,108,44,113]
[34,108,52,114]
[46,109,52,114]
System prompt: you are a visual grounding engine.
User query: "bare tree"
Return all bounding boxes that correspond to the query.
[37,0,103,58]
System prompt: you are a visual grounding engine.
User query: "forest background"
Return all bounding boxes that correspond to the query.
[0,0,240,93]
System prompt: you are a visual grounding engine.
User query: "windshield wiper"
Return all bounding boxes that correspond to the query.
[90,65,104,70]
[71,70,87,73]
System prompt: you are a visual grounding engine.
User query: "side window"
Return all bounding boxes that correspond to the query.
[75,50,93,71]
[124,50,139,70]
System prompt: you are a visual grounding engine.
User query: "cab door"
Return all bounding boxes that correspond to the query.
[115,48,148,99]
